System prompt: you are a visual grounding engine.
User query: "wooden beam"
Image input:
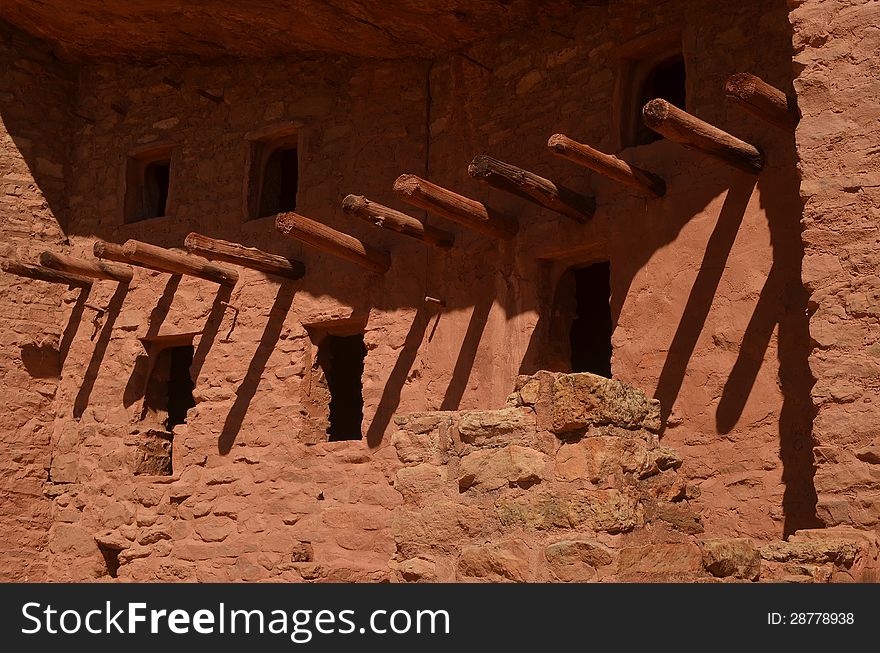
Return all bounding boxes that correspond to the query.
[642,99,765,174]
[93,240,128,263]
[39,251,133,283]
[1,260,92,288]
[725,73,799,131]
[184,232,305,280]
[547,134,666,198]
[392,174,518,240]
[342,194,454,249]
[467,155,596,223]
[275,212,391,273]
[121,240,239,286]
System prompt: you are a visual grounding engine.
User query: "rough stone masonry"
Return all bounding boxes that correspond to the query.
[0,0,878,582]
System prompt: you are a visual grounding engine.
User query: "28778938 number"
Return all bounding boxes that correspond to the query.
[767,613,854,625]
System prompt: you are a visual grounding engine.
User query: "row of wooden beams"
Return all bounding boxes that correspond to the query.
[5,73,794,290]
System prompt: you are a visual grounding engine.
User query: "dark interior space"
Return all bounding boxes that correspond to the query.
[125,155,171,223]
[143,159,170,218]
[143,343,196,432]
[259,146,298,217]
[318,334,366,441]
[634,53,687,146]
[165,345,196,431]
[570,262,613,377]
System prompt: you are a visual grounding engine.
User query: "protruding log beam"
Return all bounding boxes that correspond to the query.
[393,174,518,240]
[39,251,133,283]
[725,72,799,131]
[1,260,92,288]
[121,240,239,286]
[547,134,666,198]
[467,155,596,223]
[95,239,180,276]
[342,195,454,249]
[642,99,765,174]
[184,232,305,280]
[275,212,391,274]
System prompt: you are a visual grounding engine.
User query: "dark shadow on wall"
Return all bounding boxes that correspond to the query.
[22,286,90,378]
[218,282,297,455]
[123,275,179,407]
[73,283,129,418]
[191,284,233,381]
[366,307,429,448]
[716,138,820,535]
[440,295,494,411]
[653,176,757,431]
[0,22,76,234]
[58,287,90,366]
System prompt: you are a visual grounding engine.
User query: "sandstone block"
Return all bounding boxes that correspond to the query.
[457,407,536,446]
[458,445,546,492]
[398,556,437,583]
[544,538,613,581]
[701,538,760,580]
[551,373,661,433]
[395,463,448,501]
[496,488,642,533]
[393,500,491,558]
[457,539,531,582]
[617,543,704,580]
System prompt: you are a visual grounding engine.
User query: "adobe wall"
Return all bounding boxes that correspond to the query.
[0,24,74,581]
[788,0,880,529]
[0,0,830,581]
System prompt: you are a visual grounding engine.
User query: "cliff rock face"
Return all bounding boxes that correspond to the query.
[0,1,590,61]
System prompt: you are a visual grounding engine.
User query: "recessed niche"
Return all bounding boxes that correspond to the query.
[615,32,687,149]
[124,145,174,223]
[245,126,300,220]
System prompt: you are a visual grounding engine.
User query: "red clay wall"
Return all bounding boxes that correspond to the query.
[0,24,74,580]
[0,0,830,581]
[789,0,880,529]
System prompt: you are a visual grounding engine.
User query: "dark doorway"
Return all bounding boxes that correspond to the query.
[143,159,170,218]
[570,262,613,377]
[318,334,366,441]
[143,343,196,432]
[634,54,687,146]
[166,345,196,430]
[259,146,298,217]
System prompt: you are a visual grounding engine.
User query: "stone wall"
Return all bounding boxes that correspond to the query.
[390,372,879,582]
[788,0,880,529]
[0,23,74,581]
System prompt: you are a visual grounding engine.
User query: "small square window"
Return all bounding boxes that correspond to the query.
[124,146,174,223]
[246,127,300,220]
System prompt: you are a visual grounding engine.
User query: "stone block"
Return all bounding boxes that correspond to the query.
[550,373,661,433]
